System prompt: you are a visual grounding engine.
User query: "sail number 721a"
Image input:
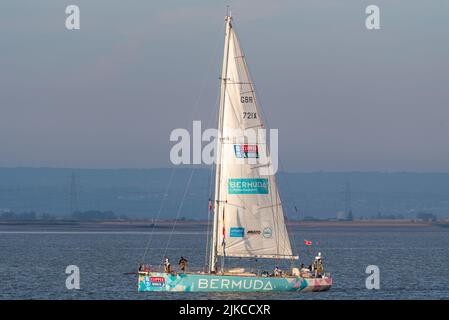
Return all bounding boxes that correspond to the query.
[243,112,257,119]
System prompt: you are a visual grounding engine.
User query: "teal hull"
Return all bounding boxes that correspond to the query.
[138,272,332,293]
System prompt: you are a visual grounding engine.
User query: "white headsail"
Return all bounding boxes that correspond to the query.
[210,16,297,272]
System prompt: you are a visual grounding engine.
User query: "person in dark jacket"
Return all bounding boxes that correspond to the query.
[179,256,188,273]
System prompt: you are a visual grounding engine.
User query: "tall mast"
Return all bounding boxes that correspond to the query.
[209,15,232,273]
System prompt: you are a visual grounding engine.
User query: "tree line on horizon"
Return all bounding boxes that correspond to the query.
[0,210,129,221]
[0,209,439,222]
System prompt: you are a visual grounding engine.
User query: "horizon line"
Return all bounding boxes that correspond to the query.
[1,166,449,174]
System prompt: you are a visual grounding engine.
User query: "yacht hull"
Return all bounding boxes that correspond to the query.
[138,272,332,293]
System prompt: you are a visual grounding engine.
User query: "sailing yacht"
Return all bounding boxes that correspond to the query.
[138,14,332,293]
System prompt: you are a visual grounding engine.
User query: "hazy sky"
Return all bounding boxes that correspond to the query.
[1,1,448,171]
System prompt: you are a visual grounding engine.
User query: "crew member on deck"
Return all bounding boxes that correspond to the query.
[139,264,150,273]
[317,260,324,277]
[274,266,281,277]
[179,256,188,273]
[313,252,324,277]
[164,258,171,273]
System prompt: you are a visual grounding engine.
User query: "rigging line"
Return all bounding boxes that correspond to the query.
[138,34,222,270]
[204,163,214,271]
[210,17,233,273]
[204,87,220,271]
[160,166,196,268]
[160,92,220,268]
[277,162,302,260]
[268,176,281,263]
[154,21,220,268]
[141,167,176,263]
[278,165,301,218]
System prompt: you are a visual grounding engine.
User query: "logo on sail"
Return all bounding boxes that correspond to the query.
[230,227,245,237]
[234,144,259,158]
[262,227,273,238]
[228,178,269,194]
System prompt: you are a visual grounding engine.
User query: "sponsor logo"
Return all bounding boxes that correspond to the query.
[234,144,259,158]
[247,230,261,235]
[230,227,245,237]
[262,227,273,239]
[228,178,269,194]
[149,276,165,287]
[197,278,273,291]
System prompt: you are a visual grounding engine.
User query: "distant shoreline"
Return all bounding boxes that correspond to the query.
[287,220,438,228]
[0,219,445,228]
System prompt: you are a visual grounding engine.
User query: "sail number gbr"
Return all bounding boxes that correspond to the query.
[240,96,253,104]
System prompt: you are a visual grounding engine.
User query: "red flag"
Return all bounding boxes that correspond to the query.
[304,240,312,246]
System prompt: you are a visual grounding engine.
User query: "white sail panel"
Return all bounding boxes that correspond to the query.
[214,21,296,260]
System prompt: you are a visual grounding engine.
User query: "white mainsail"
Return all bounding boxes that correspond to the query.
[210,16,297,272]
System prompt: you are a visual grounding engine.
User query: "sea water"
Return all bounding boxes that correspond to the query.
[0,224,448,299]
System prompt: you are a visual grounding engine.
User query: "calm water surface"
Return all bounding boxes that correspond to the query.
[0,224,448,299]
